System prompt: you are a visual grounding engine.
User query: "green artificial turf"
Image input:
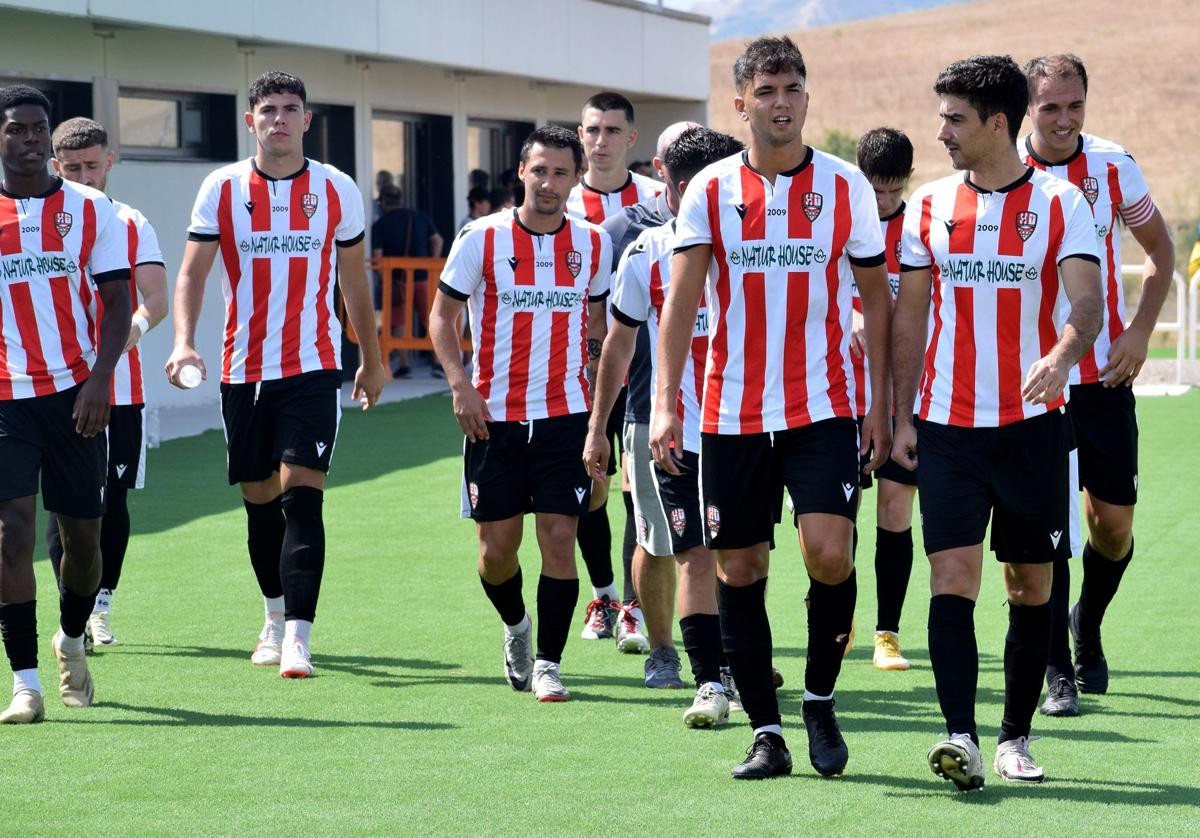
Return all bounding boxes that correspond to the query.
[2,391,1198,835]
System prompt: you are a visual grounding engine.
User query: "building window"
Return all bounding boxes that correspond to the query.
[0,77,92,127]
[118,89,236,161]
[306,103,356,179]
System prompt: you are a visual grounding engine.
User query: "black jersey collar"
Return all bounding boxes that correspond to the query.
[582,171,633,195]
[251,157,310,182]
[964,166,1034,195]
[880,201,906,222]
[742,146,814,179]
[1023,134,1084,168]
[1,175,63,200]
[512,207,566,237]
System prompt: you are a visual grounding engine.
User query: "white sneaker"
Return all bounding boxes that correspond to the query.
[719,666,744,712]
[532,661,570,702]
[89,611,118,646]
[279,638,314,679]
[53,630,95,708]
[683,683,730,728]
[503,615,534,692]
[0,689,45,724]
[614,600,649,654]
[928,733,985,792]
[994,736,1044,783]
[251,619,283,666]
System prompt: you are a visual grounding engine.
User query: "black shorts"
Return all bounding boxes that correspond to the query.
[917,409,1072,564]
[700,418,859,550]
[220,370,343,485]
[0,383,107,518]
[856,415,918,489]
[107,404,146,489]
[655,450,704,554]
[602,387,627,477]
[462,412,592,522]
[1067,383,1137,506]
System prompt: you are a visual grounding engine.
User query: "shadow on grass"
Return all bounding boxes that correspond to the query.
[832,772,1200,807]
[71,701,454,731]
[120,643,462,681]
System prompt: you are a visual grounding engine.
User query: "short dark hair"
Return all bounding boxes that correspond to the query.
[1024,53,1089,97]
[468,168,489,190]
[378,184,402,208]
[856,127,913,183]
[519,125,584,172]
[467,187,489,207]
[488,187,513,208]
[0,84,51,123]
[248,71,306,108]
[52,116,108,155]
[663,127,743,185]
[733,35,807,91]
[582,91,635,124]
[933,55,1028,142]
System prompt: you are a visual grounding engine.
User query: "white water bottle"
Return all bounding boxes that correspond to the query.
[178,364,202,389]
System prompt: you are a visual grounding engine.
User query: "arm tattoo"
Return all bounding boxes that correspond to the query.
[588,338,602,360]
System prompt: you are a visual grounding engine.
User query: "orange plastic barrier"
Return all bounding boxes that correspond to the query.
[342,257,471,354]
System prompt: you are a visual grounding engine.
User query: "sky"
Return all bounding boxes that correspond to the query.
[655,0,973,40]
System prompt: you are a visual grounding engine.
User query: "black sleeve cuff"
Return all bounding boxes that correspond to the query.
[437,281,469,302]
[1059,253,1101,267]
[588,290,610,303]
[93,268,132,285]
[673,242,708,254]
[187,231,219,243]
[336,231,365,248]
[848,251,887,268]
[135,260,166,268]
[611,304,645,328]
[900,262,931,273]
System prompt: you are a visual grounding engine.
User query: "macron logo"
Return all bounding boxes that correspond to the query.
[574,487,587,504]
[842,482,855,501]
[315,442,328,457]
[507,257,520,272]
[1050,530,1063,549]
[734,203,747,220]
[115,464,127,478]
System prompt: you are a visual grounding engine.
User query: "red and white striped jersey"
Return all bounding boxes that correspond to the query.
[900,168,1099,428]
[0,178,130,401]
[566,171,662,225]
[1021,133,1155,385]
[610,220,708,453]
[851,203,906,417]
[91,200,164,406]
[673,148,886,435]
[439,209,612,421]
[188,158,365,384]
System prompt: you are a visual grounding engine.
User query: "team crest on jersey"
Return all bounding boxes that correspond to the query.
[670,508,687,537]
[1016,211,1038,242]
[637,516,649,543]
[893,239,903,264]
[468,482,479,510]
[54,212,73,237]
[802,192,823,222]
[566,250,582,278]
[1081,177,1099,206]
[706,504,720,539]
[301,192,319,218]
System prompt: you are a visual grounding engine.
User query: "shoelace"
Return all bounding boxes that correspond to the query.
[618,599,641,635]
[647,650,677,676]
[583,598,611,629]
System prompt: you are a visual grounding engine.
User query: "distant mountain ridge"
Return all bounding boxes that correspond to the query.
[689,0,972,41]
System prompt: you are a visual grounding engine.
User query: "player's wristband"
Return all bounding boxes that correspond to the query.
[132,312,151,339]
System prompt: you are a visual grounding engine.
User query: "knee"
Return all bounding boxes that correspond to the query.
[805,540,853,584]
[718,553,767,587]
[876,489,915,532]
[677,547,716,581]
[1004,565,1052,605]
[930,555,980,599]
[479,537,518,569]
[0,513,35,566]
[1088,513,1133,559]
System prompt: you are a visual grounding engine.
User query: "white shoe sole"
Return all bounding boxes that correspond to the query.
[617,636,649,654]
[683,708,728,728]
[928,741,985,792]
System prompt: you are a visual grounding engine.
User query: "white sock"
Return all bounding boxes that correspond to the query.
[592,584,619,602]
[629,605,645,626]
[754,724,783,736]
[533,658,557,672]
[58,629,85,653]
[803,689,834,702]
[284,619,312,646]
[504,613,531,637]
[704,680,724,693]
[263,596,285,619]
[13,668,41,695]
[92,588,114,614]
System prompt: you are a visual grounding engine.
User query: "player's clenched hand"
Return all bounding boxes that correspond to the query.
[582,427,612,482]
[891,421,918,471]
[1098,326,1148,388]
[849,308,867,359]
[353,360,388,411]
[649,410,684,475]
[860,406,892,475]
[164,345,206,389]
[452,382,492,442]
[73,375,111,437]
[1022,353,1069,404]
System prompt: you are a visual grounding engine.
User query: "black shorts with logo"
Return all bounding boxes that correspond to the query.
[602,387,627,477]
[1066,383,1138,506]
[462,412,592,522]
[220,370,343,485]
[917,409,1072,564]
[655,450,704,554]
[856,415,919,489]
[107,403,146,489]
[700,417,860,550]
[0,383,107,518]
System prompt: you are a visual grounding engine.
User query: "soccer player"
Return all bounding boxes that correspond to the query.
[0,85,132,723]
[567,92,661,646]
[1020,54,1176,715]
[892,55,1102,789]
[652,36,894,779]
[164,71,386,679]
[850,127,918,671]
[585,126,744,725]
[44,117,168,648]
[429,126,612,702]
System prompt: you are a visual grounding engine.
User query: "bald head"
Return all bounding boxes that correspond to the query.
[656,121,703,161]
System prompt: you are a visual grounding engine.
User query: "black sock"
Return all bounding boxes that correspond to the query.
[576,503,614,590]
[1077,539,1133,637]
[244,497,285,599]
[805,571,856,696]
[280,487,325,623]
[99,485,130,591]
[59,584,99,639]
[928,594,978,744]
[0,601,37,672]
[679,613,722,687]
[875,527,913,633]
[481,567,526,626]
[45,514,63,587]
[621,490,637,603]
[535,575,578,664]
[718,578,779,729]
[1046,560,1073,682]
[1000,600,1053,743]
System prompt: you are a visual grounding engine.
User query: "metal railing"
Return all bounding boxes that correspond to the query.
[1188,269,1200,380]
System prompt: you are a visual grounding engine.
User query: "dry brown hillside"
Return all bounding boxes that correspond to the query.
[709,0,1200,243]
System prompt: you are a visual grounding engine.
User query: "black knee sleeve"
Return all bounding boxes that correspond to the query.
[281,487,325,623]
[244,496,285,600]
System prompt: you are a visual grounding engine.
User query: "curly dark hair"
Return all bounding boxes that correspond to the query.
[856,127,913,183]
[663,127,743,184]
[933,55,1028,142]
[0,84,51,123]
[733,35,806,91]
[248,70,306,108]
